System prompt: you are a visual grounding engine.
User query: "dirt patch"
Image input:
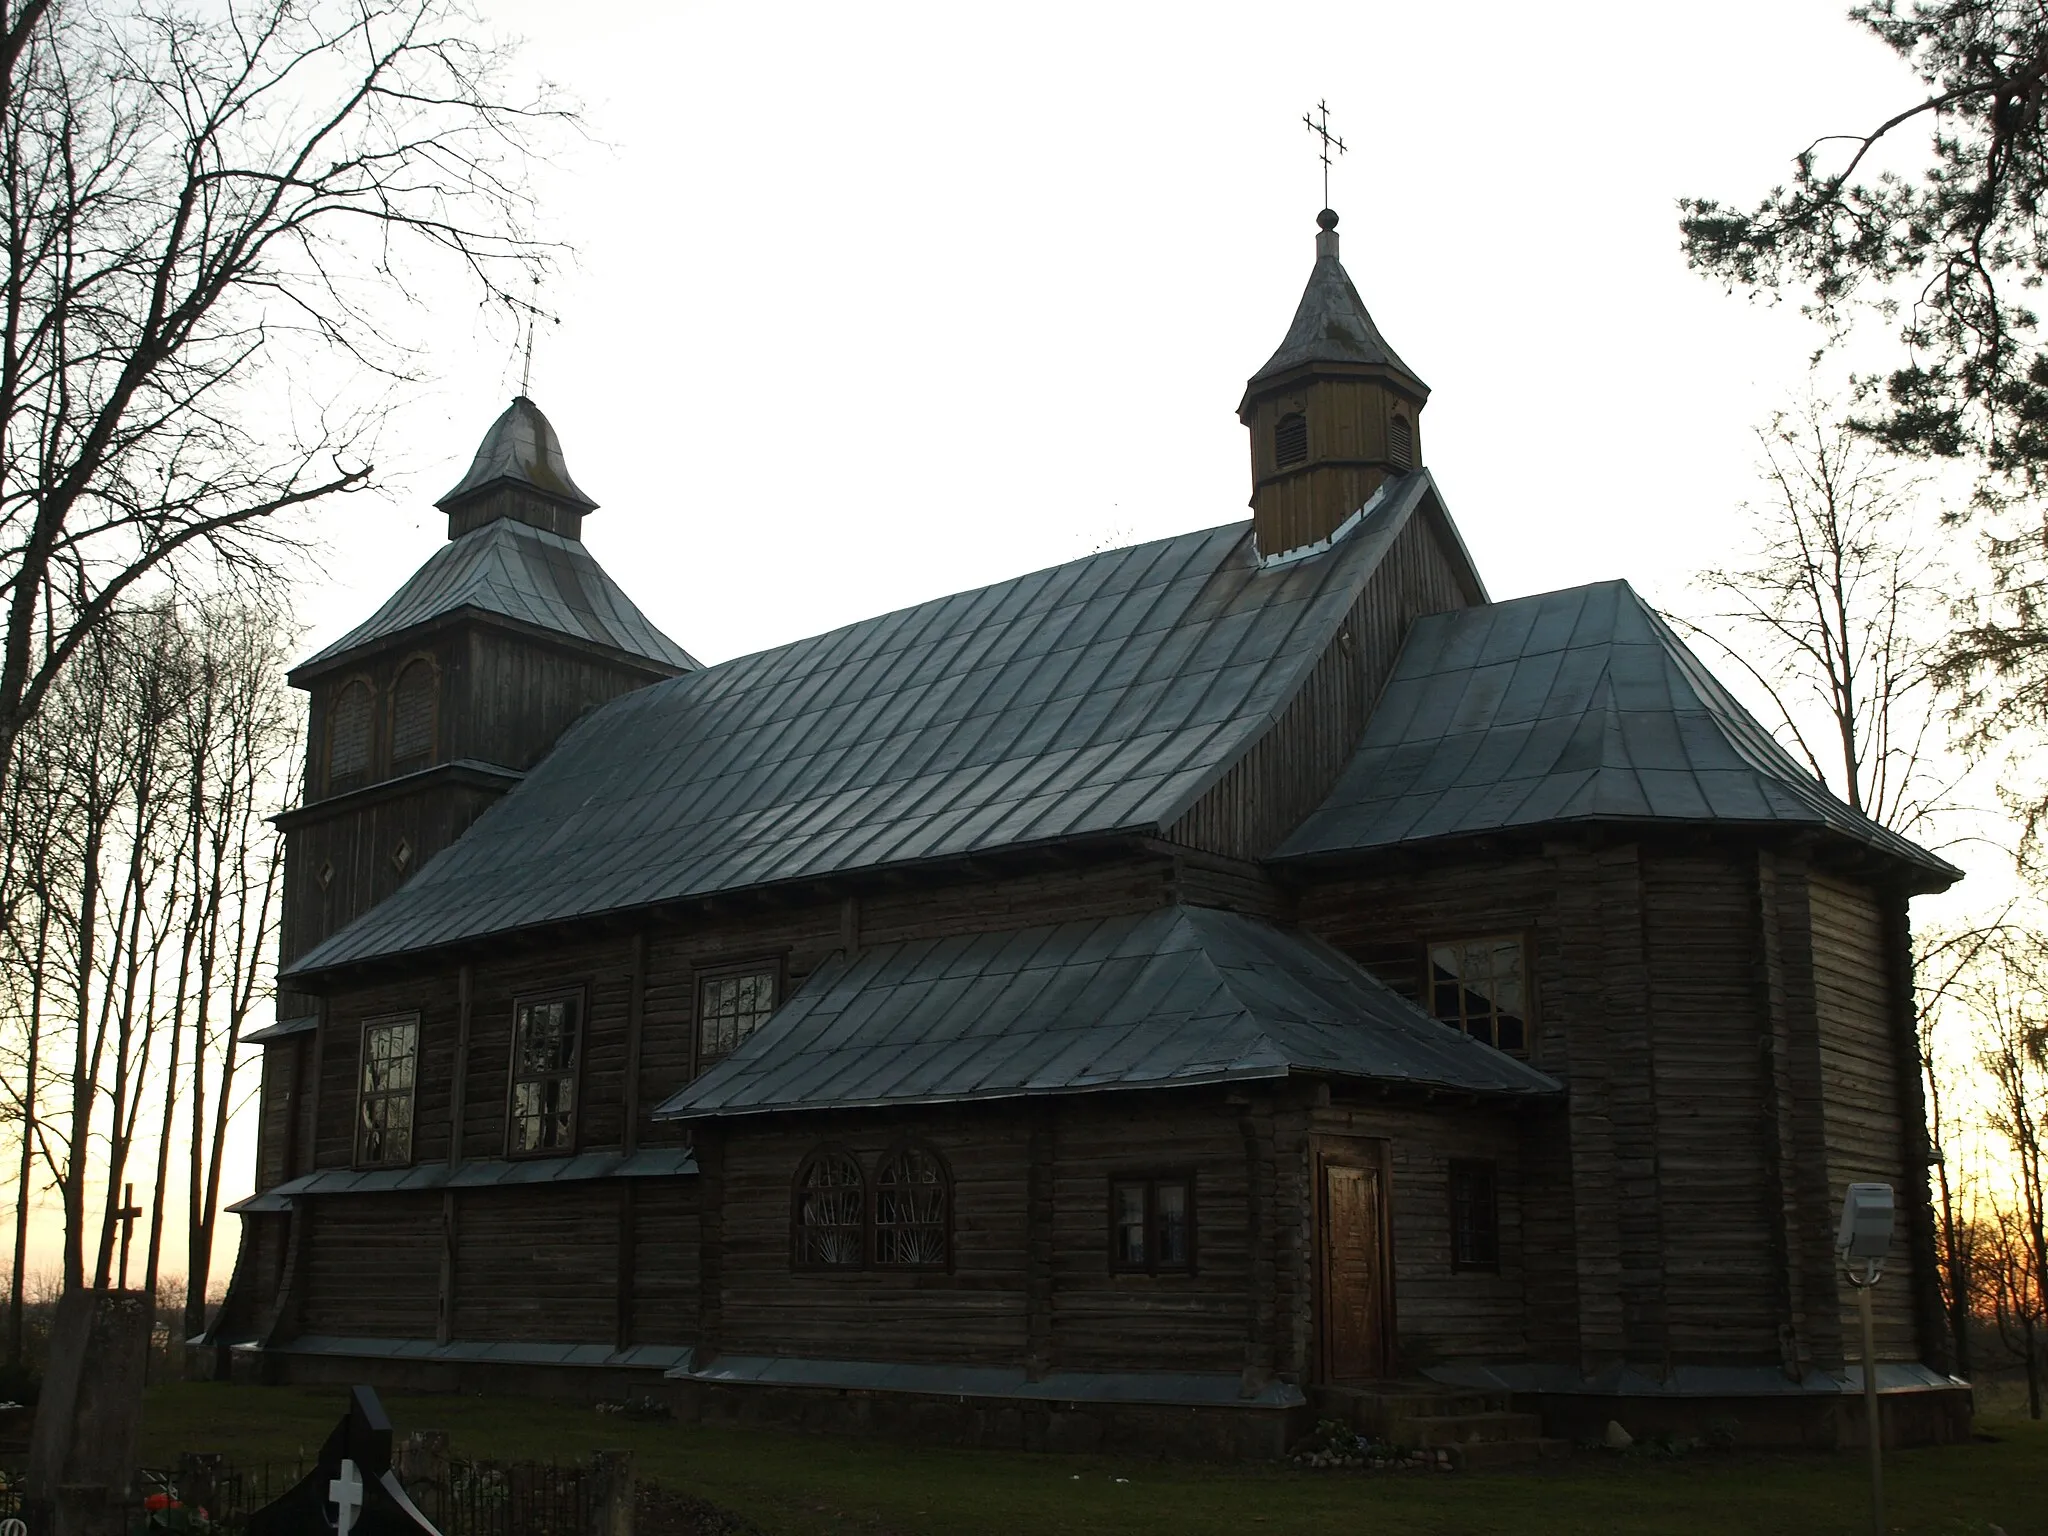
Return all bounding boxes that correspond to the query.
[636,1481,763,1536]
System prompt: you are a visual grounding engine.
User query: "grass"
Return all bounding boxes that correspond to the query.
[142,1381,2046,1536]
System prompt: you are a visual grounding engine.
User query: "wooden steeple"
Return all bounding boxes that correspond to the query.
[1240,210,1429,557]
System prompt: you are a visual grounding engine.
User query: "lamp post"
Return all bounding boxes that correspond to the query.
[1837,1182,1895,1536]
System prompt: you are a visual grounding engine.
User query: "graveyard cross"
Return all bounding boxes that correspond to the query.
[114,1183,143,1291]
[1302,99,1346,209]
[329,1458,365,1536]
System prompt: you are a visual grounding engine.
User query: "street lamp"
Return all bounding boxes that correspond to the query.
[1837,1182,1894,1536]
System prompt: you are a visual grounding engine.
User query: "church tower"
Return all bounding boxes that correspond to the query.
[271,397,695,1022]
[1240,210,1429,557]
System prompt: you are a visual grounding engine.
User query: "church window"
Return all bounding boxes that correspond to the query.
[355,1014,418,1167]
[792,1148,866,1269]
[390,658,438,775]
[1450,1159,1500,1271]
[1274,412,1309,469]
[327,679,373,794]
[873,1143,949,1269]
[696,963,779,1069]
[1109,1175,1194,1274]
[1389,413,1414,469]
[1428,935,1528,1054]
[508,991,581,1154]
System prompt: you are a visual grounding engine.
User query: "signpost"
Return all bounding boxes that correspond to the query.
[1836,1182,1895,1536]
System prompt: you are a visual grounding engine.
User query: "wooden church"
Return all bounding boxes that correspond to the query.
[205,209,1971,1458]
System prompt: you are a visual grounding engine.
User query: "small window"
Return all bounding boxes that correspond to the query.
[355,1014,419,1167]
[508,992,581,1154]
[1274,412,1309,468]
[1450,1159,1500,1271]
[793,1148,866,1269]
[1109,1175,1194,1274]
[327,679,372,794]
[1389,413,1414,469]
[1428,935,1528,1054]
[697,964,778,1069]
[390,658,437,775]
[873,1143,949,1269]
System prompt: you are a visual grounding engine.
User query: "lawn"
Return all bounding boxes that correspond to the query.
[141,1381,2044,1536]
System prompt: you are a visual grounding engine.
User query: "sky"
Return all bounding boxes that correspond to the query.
[23,0,2001,1285]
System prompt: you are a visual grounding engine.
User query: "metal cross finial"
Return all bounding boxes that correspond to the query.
[506,273,557,398]
[1303,99,1346,209]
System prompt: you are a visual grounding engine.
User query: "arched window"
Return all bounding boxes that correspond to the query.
[1274,412,1309,469]
[1388,413,1414,469]
[327,679,372,794]
[792,1148,866,1269]
[873,1143,949,1269]
[390,658,438,775]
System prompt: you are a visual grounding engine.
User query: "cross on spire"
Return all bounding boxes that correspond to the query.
[1303,99,1346,210]
[505,273,558,398]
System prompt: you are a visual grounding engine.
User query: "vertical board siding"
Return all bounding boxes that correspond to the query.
[629,1179,701,1344]
[300,1193,441,1336]
[1643,852,1779,1362]
[1809,872,1922,1360]
[452,1186,618,1342]
[1168,509,1475,861]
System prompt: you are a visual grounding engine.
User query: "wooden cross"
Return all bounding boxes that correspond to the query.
[328,1458,365,1536]
[1303,99,1346,209]
[114,1182,143,1292]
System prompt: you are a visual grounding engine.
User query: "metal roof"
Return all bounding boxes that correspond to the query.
[653,904,1559,1123]
[242,1014,318,1045]
[1277,580,1960,885]
[295,518,699,674]
[437,396,597,510]
[224,1147,695,1212]
[288,476,1452,977]
[1246,216,1427,393]
[667,1353,1305,1409]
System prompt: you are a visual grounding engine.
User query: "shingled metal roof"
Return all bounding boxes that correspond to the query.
[1246,217,1427,393]
[295,519,699,675]
[654,905,1559,1121]
[437,396,597,510]
[1277,580,1960,885]
[285,476,1451,977]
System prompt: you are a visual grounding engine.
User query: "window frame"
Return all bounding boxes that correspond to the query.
[352,1011,421,1169]
[689,957,785,1076]
[503,985,587,1159]
[1448,1157,1501,1273]
[790,1144,869,1272]
[1106,1172,1198,1276]
[1423,931,1533,1056]
[870,1139,953,1273]
[388,652,440,776]
[325,675,376,796]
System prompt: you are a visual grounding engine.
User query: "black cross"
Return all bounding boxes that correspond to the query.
[114,1181,143,1292]
[506,272,558,398]
[1303,99,1346,209]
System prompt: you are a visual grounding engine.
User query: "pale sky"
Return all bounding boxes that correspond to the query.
[26,0,2000,1285]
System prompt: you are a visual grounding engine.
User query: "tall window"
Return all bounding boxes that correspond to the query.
[1389,413,1414,469]
[355,1014,419,1166]
[1428,935,1528,1054]
[508,992,580,1154]
[1450,1159,1500,1271]
[390,659,438,775]
[327,679,373,794]
[1274,411,1309,468]
[697,964,778,1068]
[873,1144,949,1269]
[1110,1175,1194,1274]
[793,1149,866,1269]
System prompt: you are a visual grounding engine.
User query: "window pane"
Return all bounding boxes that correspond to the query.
[698,968,777,1065]
[1113,1183,1147,1266]
[1497,1014,1526,1054]
[874,1148,947,1267]
[799,1154,864,1267]
[1155,1182,1190,1267]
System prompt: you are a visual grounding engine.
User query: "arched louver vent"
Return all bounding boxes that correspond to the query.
[1389,414,1414,469]
[1274,412,1308,469]
[390,659,437,775]
[793,1149,866,1269]
[873,1143,950,1269]
[327,680,372,794]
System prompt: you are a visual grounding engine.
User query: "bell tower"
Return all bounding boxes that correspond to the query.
[1240,210,1429,557]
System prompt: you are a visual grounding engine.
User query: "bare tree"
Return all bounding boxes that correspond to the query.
[0,0,563,811]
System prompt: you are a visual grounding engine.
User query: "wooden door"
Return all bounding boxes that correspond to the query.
[1322,1161,1388,1381]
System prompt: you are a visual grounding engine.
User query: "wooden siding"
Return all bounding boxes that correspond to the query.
[1169,508,1476,861]
[299,1193,441,1337]
[1809,872,1922,1361]
[456,628,661,774]
[451,1186,618,1342]
[630,1179,701,1344]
